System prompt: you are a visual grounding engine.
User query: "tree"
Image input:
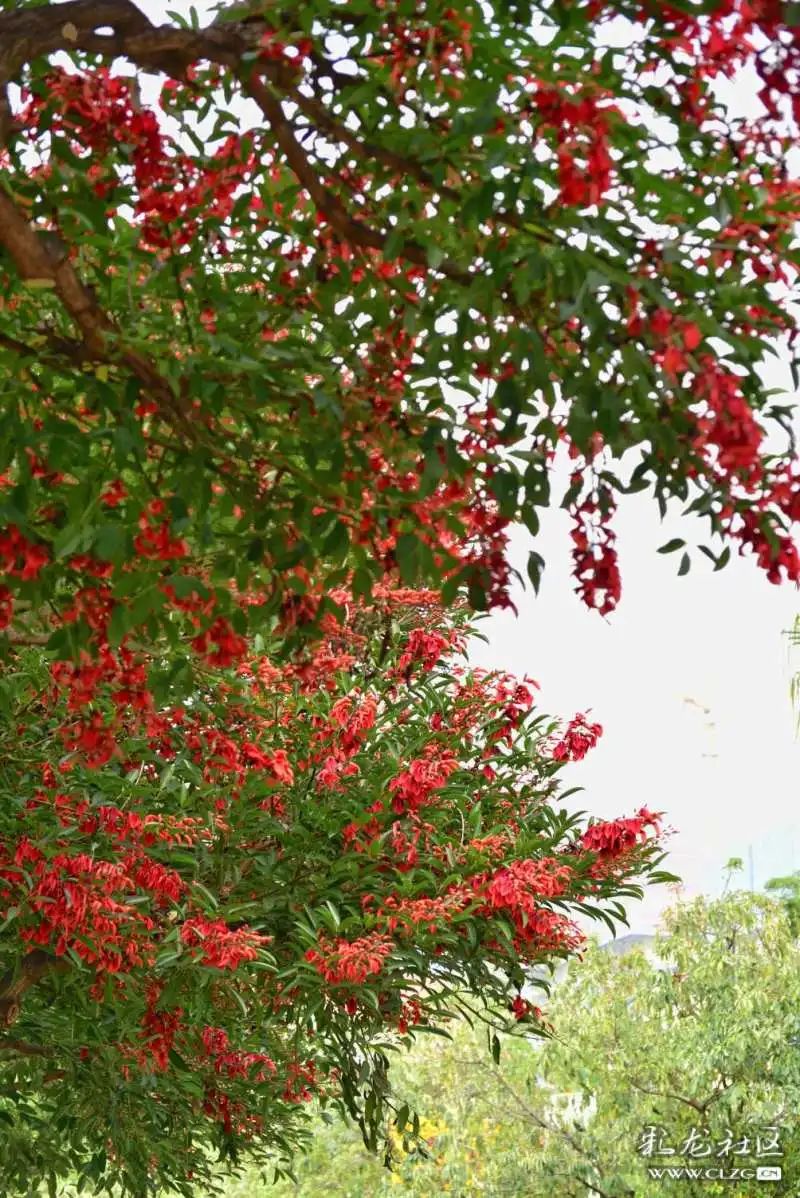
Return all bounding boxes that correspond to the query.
[766,872,800,937]
[247,891,800,1197]
[522,892,800,1196]
[0,590,668,1194]
[0,0,797,1192]
[0,1,798,630]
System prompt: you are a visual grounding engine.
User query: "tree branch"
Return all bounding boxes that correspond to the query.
[486,1065,626,1198]
[0,1036,53,1057]
[628,1076,727,1116]
[0,950,70,1027]
[0,2,544,359]
[0,188,199,434]
[0,327,91,374]
[0,1,242,84]
[242,71,474,286]
[288,87,463,202]
[281,81,547,244]
[0,2,538,310]
[0,191,106,354]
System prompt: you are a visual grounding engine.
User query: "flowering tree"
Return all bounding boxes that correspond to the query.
[0,1,799,627]
[0,591,666,1193]
[0,0,796,1191]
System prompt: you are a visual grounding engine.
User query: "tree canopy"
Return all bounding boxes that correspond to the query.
[0,0,798,1193]
[0,594,668,1195]
[0,0,799,628]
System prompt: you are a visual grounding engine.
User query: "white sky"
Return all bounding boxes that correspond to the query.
[469,487,800,934]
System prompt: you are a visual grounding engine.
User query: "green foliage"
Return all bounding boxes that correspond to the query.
[230,892,800,1197]
[0,0,798,637]
[0,598,667,1196]
[765,873,800,938]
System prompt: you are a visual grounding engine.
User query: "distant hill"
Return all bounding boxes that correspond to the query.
[600,932,656,956]
[526,931,665,1002]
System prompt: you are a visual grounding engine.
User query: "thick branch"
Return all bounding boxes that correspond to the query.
[0,321,106,382]
[0,1036,53,1057]
[0,950,69,1027]
[0,1,242,83]
[0,191,108,356]
[0,188,193,429]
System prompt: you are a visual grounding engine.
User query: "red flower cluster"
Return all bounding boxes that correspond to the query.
[581,807,662,859]
[692,362,764,482]
[305,932,393,985]
[552,713,603,763]
[463,858,581,953]
[134,500,189,560]
[51,645,168,768]
[396,628,456,674]
[200,1026,276,1082]
[510,995,542,1022]
[136,990,184,1073]
[101,479,127,507]
[569,485,621,616]
[282,1058,318,1104]
[241,743,294,785]
[479,857,573,907]
[388,748,459,814]
[0,524,48,581]
[2,846,159,972]
[397,997,424,1035]
[377,892,466,934]
[736,510,800,586]
[30,68,256,252]
[180,918,268,969]
[533,83,617,208]
[191,616,249,668]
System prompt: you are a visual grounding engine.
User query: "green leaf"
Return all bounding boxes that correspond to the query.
[657,538,685,555]
[527,550,545,595]
[395,534,421,584]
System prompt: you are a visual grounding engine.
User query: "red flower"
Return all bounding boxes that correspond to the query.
[581,807,662,859]
[552,713,603,762]
[191,616,248,668]
[682,322,702,350]
[0,526,49,581]
[387,748,459,814]
[305,932,392,985]
[101,480,127,507]
[181,918,268,969]
[510,995,542,1021]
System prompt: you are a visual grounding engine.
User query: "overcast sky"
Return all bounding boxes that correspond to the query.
[469,487,800,934]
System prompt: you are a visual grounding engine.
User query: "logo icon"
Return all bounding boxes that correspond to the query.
[756,1166,782,1181]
